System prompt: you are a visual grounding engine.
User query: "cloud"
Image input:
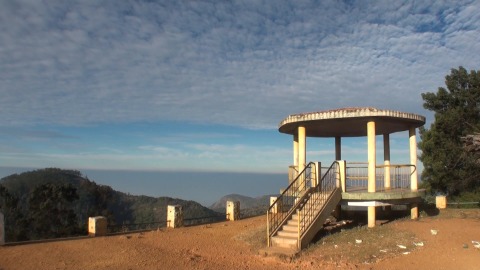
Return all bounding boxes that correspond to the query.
[1,0,479,129]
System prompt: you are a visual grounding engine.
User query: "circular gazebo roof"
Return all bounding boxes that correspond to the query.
[278,107,425,137]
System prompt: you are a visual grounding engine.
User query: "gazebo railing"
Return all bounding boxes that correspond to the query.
[345,163,416,192]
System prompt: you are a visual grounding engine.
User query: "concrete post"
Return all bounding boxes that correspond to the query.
[167,205,184,228]
[88,216,107,237]
[367,121,376,228]
[383,134,391,189]
[0,212,4,245]
[293,134,299,168]
[337,160,346,192]
[269,197,282,214]
[368,206,376,228]
[290,133,299,185]
[409,128,418,191]
[298,126,306,190]
[335,137,342,160]
[436,196,447,209]
[226,201,240,221]
[409,127,419,220]
[312,162,321,187]
[367,121,376,193]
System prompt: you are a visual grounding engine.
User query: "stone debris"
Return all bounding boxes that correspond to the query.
[472,241,480,249]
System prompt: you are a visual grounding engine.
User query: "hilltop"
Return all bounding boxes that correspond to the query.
[210,193,275,217]
[0,168,220,241]
[0,209,479,269]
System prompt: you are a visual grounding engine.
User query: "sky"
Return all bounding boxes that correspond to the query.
[1,1,479,203]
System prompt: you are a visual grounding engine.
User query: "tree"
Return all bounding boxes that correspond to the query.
[28,183,80,239]
[419,66,480,195]
[0,185,29,241]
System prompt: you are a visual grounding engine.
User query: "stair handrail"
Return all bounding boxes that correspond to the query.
[267,162,317,247]
[298,161,340,240]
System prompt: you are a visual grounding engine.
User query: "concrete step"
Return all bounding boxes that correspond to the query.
[271,235,298,249]
[281,224,297,232]
[259,246,298,257]
[277,230,297,238]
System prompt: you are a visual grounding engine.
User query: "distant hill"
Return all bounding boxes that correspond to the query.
[0,168,220,241]
[210,193,276,217]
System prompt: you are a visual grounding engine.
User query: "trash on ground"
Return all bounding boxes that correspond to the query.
[355,239,363,244]
[413,241,424,247]
[430,229,438,235]
[472,241,480,249]
[397,245,407,249]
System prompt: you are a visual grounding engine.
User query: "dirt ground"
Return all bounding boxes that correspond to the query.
[1,209,479,270]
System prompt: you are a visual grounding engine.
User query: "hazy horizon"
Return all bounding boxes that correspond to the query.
[0,166,286,207]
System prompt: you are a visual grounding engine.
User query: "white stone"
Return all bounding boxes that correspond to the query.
[167,205,183,228]
[226,201,240,221]
[88,216,107,237]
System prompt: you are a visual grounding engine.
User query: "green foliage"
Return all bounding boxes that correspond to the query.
[28,183,80,239]
[419,66,480,195]
[0,168,220,241]
[0,184,29,241]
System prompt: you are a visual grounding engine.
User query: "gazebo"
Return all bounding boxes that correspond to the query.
[267,107,426,252]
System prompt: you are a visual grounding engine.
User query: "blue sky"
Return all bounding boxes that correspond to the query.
[1,0,480,176]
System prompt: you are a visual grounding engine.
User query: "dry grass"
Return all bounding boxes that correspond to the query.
[235,223,267,250]
[300,220,418,264]
[238,208,480,265]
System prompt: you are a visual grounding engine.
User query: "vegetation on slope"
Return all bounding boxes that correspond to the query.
[0,168,219,241]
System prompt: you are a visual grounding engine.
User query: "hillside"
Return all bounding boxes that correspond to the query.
[210,193,275,217]
[0,168,220,241]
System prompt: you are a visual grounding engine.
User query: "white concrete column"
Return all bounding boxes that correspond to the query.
[88,216,107,237]
[367,121,376,193]
[409,127,419,220]
[293,134,299,168]
[269,197,282,214]
[383,134,391,190]
[298,126,306,170]
[409,128,418,191]
[367,121,376,228]
[226,201,240,221]
[368,206,376,228]
[337,160,346,192]
[335,137,342,160]
[167,205,184,228]
[298,126,306,191]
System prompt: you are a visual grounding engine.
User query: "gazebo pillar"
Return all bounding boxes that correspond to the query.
[335,136,342,160]
[409,127,418,219]
[383,134,391,189]
[367,120,376,228]
[298,126,306,170]
[293,134,299,168]
[298,126,306,190]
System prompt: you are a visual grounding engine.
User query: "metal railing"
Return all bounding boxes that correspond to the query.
[345,163,416,192]
[107,213,226,234]
[298,161,339,240]
[267,162,317,246]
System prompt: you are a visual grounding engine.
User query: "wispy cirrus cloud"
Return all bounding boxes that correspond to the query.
[1,1,479,129]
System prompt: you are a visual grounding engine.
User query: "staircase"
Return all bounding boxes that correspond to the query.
[267,161,342,253]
